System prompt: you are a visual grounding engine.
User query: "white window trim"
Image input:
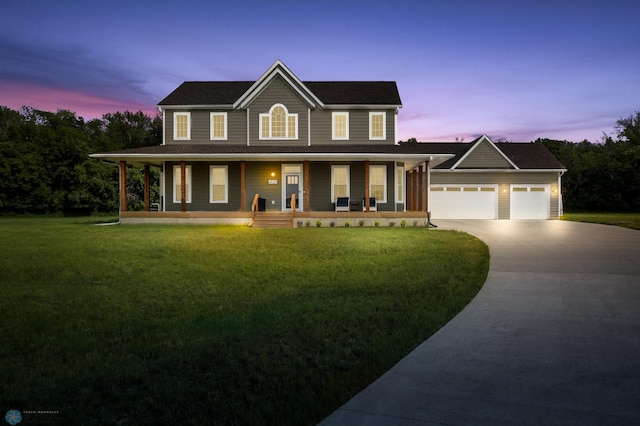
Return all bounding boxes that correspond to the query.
[369,111,386,140]
[209,165,228,203]
[396,165,404,203]
[332,112,349,140]
[210,112,227,140]
[172,165,192,203]
[369,165,387,203]
[259,103,298,140]
[173,112,191,140]
[331,165,350,202]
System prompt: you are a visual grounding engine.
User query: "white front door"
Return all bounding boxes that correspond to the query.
[284,174,301,211]
[282,164,303,212]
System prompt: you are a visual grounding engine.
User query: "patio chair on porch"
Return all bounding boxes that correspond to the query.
[335,197,350,212]
[362,197,377,212]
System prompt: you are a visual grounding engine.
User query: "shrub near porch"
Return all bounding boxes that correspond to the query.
[0,218,489,425]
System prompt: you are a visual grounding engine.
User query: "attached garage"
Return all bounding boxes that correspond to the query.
[430,185,498,219]
[510,185,550,219]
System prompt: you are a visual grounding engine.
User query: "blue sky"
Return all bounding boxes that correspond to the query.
[1,0,638,142]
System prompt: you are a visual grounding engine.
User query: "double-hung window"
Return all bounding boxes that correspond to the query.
[210,113,227,140]
[210,165,228,203]
[396,166,404,203]
[260,104,297,139]
[174,112,191,140]
[332,112,349,140]
[331,165,350,202]
[369,165,387,202]
[369,112,386,140]
[173,165,192,203]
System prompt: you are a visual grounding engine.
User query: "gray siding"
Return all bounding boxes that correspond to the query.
[163,81,398,146]
[308,162,394,211]
[310,109,397,145]
[246,76,309,146]
[458,140,514,169]
[164,109,247,145]
[431,171,561,219]
[245,162,283,211]
[164,162,241,211]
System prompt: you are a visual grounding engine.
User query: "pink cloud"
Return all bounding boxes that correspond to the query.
[0,81,157,120]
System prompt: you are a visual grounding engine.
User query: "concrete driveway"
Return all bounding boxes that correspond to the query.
[320,220,640,425]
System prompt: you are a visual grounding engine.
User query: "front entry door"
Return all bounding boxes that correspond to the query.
[284,174,301,211]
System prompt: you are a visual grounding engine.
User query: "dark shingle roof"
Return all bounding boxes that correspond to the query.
[497,141,565,169]
[93,141,564,170]
[158,81,401,106]
[158,82,253,106]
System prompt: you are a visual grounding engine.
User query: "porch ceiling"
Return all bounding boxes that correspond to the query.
[90,144,455,169]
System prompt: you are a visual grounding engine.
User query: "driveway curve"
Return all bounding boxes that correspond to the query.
[320,220,640,425]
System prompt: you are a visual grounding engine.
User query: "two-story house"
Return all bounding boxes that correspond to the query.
[91,60,566,226]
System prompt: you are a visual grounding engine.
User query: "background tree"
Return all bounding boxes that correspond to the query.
[0,106,161,214]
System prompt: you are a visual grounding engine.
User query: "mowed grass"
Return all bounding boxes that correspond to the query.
[0,217,489,425]
[562,212,640,230]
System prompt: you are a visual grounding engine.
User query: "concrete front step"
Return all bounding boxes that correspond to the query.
[252,213,293,228]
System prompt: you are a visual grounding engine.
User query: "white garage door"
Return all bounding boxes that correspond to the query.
[430,185,498,219]
[510,185,549,219]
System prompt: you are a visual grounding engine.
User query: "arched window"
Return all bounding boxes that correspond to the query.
[260,104,298,139]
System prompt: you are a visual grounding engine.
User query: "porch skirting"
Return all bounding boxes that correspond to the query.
[119,211,429,227]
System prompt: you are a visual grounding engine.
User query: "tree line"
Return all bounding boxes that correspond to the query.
[0,107,161,214]
[0,106,639,214]
[541,111,640,212]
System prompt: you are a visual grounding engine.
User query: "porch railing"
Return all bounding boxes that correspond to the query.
[289,193,296,222]
[251,193,259,223]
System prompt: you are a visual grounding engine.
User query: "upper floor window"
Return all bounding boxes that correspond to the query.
[332,112,349,140]
[210,113,227,140]
[259,104,297,139]
[369,112,386,140]
[174,112,191,140]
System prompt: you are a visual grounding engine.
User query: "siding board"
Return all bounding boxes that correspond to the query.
[458,140,514,169]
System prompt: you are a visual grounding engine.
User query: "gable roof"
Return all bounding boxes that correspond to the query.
[157,60,402,108]
[449,135,518,170]
[428,138,565,170]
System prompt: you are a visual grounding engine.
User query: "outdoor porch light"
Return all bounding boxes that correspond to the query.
[271,172,276,177]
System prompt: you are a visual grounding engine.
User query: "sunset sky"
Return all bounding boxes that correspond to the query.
[1,0,638,142]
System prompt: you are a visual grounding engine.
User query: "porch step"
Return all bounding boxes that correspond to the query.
[252,212,293,229]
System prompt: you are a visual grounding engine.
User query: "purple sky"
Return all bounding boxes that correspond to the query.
[1,0,639,142]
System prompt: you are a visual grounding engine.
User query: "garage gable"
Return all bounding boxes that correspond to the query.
[452,135,518,170]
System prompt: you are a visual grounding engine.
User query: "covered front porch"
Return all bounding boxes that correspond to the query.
[91,144,452,226]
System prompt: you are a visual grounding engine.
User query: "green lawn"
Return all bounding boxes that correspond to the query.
[562,212,640,230]
[0,217,489,425]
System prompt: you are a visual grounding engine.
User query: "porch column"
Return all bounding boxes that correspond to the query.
[418,164,423,212]
[304,160,310,212]
[119,161,127,212]
[405,170,413,211]
[425,161,430,214]
[180,161,187,212]
[364,160,370,211]
[412,169,418,212]
[144,165,150,211]
[240,161,246,211]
